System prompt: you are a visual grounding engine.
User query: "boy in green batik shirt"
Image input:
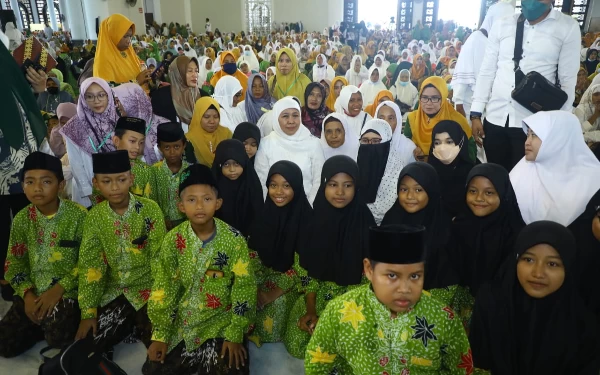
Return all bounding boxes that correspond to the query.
[75,150,166,352]
[150,122,189,230]
[144,164,256,375]
[112,116,153,199]
[0,152,86,357]
[306,225,480,375]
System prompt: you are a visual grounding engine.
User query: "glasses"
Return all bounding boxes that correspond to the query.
[420,96,442,104]
[360,138,382,145]
[84,92,108,103]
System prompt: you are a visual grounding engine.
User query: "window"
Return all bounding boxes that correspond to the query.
[36,0,45,23]
[398,0,413,30]
[18,1,33,30]
[2,0,12,10]
[422,0,438,28]
[246,0,271,35]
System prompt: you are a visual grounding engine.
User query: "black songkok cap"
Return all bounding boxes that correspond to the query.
[157,122,185,143]
[92,150,131,174]
[369,225,427,264]
[115,116,146,136]
[179,164,218,196]
[21,151,64,181]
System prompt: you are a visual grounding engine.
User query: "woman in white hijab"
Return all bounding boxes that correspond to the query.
[183,42,198,59]
[394,69,419,121]
[373,54,388,71]
[311,53,335,82]
[336,85,373,136]
[320,113,360,161]
[238,45,260,72]
[198,56,214,87]
[213,75,247,132]
[254,96,325,203]
[345,55,369,87]
[510,110,600,226]
[4,21,23,51]
[359,66,387,107]
[574,84,600,143]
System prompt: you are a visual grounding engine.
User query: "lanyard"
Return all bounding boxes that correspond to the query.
[145,117,153,135]
[89,132,112,153]
[278,75,301,97]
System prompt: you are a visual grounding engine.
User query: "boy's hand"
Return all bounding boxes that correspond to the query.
[24,290,41,325]
[35,283,65,319]
[75,318,97,340]
[221,341,247,369]
[148,341,168,363]
[257,286,285,309]
[297,312,319,334]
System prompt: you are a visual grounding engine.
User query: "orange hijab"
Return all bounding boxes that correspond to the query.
[210,51,248,97]
[407,76,471,155]
[186,97,232,167]
[364,90,393,117]
[326,76,348,111]
[410,54,426,80]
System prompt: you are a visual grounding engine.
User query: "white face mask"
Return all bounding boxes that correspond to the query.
[432,138,463,165]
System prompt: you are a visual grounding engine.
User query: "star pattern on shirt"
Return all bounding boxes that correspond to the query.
[338,300,366,331]
[233,301,250,316]
[231,258,249,276]
[411,315,438,348]
[213,252,229,270]
[307,346,337,364]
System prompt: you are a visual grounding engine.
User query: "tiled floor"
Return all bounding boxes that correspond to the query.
[0,299,305,375]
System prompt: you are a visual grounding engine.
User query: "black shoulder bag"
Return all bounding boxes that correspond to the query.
[511,14,568,113]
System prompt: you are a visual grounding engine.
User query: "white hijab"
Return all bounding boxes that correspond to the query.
[239,45,260,72]
[213,76,246,132]
[313,54,334,82]
[198,56,213,83]
[510,111,600,226]
[346,55,368,87]
[320,113,359,161]
[183,43,198,58]
[375,100,417,161]
[394,69,418,107]
[359,66,387,107]
[337,85,372,136]
[268,96,312,152]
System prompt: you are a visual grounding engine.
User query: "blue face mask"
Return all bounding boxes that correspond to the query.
[520,0,551,21]
[223,62,237,75]
[244,51,251,56]
[399,81,409,87]
[447,83,453,91]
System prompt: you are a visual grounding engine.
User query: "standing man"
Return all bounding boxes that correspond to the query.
[470,0,580,171]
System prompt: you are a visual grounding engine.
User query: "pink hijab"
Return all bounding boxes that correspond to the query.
[49,102,77,158]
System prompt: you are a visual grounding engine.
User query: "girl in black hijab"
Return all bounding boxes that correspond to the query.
[248,160,314,343]
[470,221,599,375]
[428,120,474,217]
[285,155,376,358]
[232,122,261,164]
[585,48,599,75]
[357,120,392,204]
[380,162,452,291]
[211,139,263,237]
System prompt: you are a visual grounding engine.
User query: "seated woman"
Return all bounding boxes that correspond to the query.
[320,113,359,161]
[359,66,386,108]
[185,97,232,167]
[394,69,419,121]
[574,84,600,143]
[410,54,430,90]
[364,89,393,118]
[382,63,398,89]
[198,56,214,95]
[311,53,335,82]
[337,86,372,136]
[469,221,599,374]
[375,100,402,134]
[210,51,249,97]
[301,82,331,137]
[405,76,475,162]
[254,97,325,204]
[325,76,348,112]
[245,73,275,124]
[333,53,350,77]
[213,75,247,132]
[48,68,76,99]
[37,77,74,113]
[268,48,312,106]
[345,55,368,87]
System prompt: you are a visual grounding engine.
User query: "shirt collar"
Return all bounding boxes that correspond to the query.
[524,8,557,26]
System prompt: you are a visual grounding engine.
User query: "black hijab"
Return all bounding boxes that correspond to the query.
[212,139,263,237]
[380,162,452,289]
[470,221,599,375]
[248,161,313,272]
[585,48,598,75]
[300,156,376,286]
[450,163,525,297]
[232,122,261,164]
[357,130,391,203]
[427,120,474,217]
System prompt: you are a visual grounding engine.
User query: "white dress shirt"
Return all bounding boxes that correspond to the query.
[471,10,580,128]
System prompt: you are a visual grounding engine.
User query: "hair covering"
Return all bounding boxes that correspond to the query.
[213,75,245,128]
[60,77,119,155]
[212,139,263,236]
[93,14,141,84]
[319,113,359,161]
[451,163,526,297]
[364,89,394,118]
[369,225,427,264]
[92,150,130,174]
[510,111,600,226]
[168,56,201,124]
[300,155,375,285]
[49,102,77,157]
[245,73,275,124]
[146,57,157,68]
[232,121,261,163]
[248,160,313,272]
[375,100,402,133]
[325,76,348,111]
[186,97,232,167]
[469,221,598,375]
[301,82,330,137]
[407,76,471,156]
[268,47,312,105]
[198,56,214,83]
[346,55,368,87]
[359,66,387,107]
[210,51,249,97]
[178,163,217,194]
[157,122,184,142]
[21,151,64,181]
[357,119,393,203]
[270,96,312,149]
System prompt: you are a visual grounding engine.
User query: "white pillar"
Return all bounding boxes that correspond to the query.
[184,0,192,31]
[152,0,161,23]
[58,0,69,31]
[47,0,58,30]
[9,0,23,30]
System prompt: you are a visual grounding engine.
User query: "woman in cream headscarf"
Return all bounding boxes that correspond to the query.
[337,85,372,136]
[268,47,311,105]
[238,45,260,72]
[359,66,387,107]
[345,55,368,87]
[185,97,232,167]
[311,53,335,82]
[394,69,419,122]
[574,83,600,143]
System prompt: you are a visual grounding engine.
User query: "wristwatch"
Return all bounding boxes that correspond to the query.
[469,111,482,121]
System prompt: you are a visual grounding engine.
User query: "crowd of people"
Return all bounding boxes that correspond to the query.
[1,0,600,373]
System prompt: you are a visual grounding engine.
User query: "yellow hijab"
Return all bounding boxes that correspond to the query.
[186,97,232,167]
[210,51,249,96]
[93,14,141,84]
[326,76,348,111]
[268,47,311,105]
[407,76,471,155]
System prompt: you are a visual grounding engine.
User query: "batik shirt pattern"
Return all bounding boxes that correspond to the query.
[149,159,189,222]
[305,284,476,375]
[5,200,87,299]
[148,219,256,353]
[78,195,166,319]
[130,158,153,198]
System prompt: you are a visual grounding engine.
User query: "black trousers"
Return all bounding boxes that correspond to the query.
[0,194,30,280]
[483,118,527,172]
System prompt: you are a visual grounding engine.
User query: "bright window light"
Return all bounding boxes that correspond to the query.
[358,0,398,28]
[438,0,482,28]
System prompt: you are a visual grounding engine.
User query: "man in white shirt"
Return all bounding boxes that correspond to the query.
[205,18,211,33]
[470,0,580,171]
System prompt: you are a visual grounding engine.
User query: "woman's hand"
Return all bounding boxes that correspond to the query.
[136,68,153,86]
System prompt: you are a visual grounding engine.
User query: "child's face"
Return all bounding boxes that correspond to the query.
[113,131,145,160]
[517,244,565,299]
[364,259,425,317]
[22,170,64,208]
[243,138,258,159]
[268,174,294,207]
[221,159,244,181]
[324,172,355,209]
[158,140,185,166]
[178,184,222,226]
[398,176,429,214]
[466,176,500,217]
[93,172,133,207]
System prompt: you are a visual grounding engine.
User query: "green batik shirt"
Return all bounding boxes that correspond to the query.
[5,200,87,300]
[148,219,256,353]
[149,159,189,222]
[78,194,166,319]
[131,158,153,198]
[305,284,477,375]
